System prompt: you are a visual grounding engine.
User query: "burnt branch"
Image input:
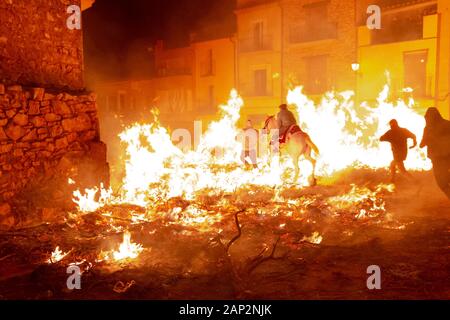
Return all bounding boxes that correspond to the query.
[226,209,245,253]
[246,236,287,274]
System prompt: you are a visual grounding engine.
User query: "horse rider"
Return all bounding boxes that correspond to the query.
[277,104,298,144]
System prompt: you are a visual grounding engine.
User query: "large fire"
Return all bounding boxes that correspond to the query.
[72,85,430,238]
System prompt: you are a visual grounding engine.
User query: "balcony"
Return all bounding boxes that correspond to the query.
[237,0,278,10]
[200,61,216,77]
[239,36,273,53]
[156,67,192,77]
[289,23,338,44]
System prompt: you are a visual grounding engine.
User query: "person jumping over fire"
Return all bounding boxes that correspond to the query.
[380,119,417,182]
[420,107,450,199]
[240,119,259,169]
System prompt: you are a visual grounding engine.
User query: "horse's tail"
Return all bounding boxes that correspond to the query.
[305,135,320,155]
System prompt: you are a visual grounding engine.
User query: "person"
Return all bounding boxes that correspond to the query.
[420,107,450,199]
[380,119,417,182]
[240,120,259,169]
[277,104,298,144]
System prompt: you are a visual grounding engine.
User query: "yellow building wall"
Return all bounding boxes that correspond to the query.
[437,0,450,119]
[193,38,236,115]
[357,15,438,110]
[236,2,283,125]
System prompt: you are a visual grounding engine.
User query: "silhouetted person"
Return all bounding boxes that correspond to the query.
[277,104,298,144]
[420,107,450,199]
[240,120,258,169]
[380,119,417,182]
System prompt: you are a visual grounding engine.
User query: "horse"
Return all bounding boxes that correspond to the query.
[263,115,319,185]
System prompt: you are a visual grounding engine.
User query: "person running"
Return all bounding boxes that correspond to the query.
[380,119,417,182]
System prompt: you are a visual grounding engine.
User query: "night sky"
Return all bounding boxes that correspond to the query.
[83,0,236,86]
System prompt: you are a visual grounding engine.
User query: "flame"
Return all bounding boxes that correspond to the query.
[287,85,431,178]
[73,183,113,213]
[111,231,144,261]
[47,246,70,264]
[328,183,394,218]
[302,232,323,244]
[73,86,431,226]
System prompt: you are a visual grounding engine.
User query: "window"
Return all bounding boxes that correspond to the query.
[118,92,126,111]
[404,50,428,97]
[305,1,328,27]
[108,94,118,113]
[372,5,437,44]
[201,49,214,76]
[305,56,328,95]
[208,85,215,110]
[253,21,264,49]
[254,69,267,96]
[290,1,336,43]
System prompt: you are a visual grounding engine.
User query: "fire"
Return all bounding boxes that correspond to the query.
[100,231,144,262]
[327,183,394,218]
[302,232,323,244]
[73,85,431,222]
[287,85,431,178]
[73,183,113,213]
[47,246,70,264]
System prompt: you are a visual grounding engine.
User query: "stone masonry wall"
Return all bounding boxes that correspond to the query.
[0,83,109,229]
[0,0,83,90]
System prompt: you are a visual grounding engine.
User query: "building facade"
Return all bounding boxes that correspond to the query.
[357,0,450,119]
[96,0,450,133]
[95,37,236,129]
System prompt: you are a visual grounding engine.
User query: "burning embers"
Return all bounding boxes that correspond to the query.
[65,85,428,267]
[99,231,144,262]
[47,246,71,264]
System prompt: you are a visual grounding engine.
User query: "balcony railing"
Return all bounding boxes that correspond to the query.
[157,67,192,77]
[289,23,337,44]
[200,61,216,77]
[239,36,273,53]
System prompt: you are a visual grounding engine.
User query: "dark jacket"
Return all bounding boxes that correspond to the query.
[380,127,416,161]
[277,109,297,136]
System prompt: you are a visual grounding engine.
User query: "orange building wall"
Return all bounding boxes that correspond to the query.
[236,1,283,123]
[193,38,236,118]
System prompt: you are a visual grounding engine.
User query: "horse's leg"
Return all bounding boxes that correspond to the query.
[304,151,317,186]
[292,153,300,183]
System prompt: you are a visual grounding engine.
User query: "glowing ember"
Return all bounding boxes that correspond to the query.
[47,246,70,264]
[302,232,323,244]
[111,231,144,261]
[328,183,394,218]
[73,183,113,213]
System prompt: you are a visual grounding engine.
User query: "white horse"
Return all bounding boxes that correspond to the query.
[263,116,319,185]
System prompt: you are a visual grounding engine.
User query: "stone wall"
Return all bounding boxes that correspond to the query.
[0,0,83,90]
[0,83,109,229]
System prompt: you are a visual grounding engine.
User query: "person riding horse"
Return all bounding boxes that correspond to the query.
[277,104,299,144]
[263,106,319,184]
